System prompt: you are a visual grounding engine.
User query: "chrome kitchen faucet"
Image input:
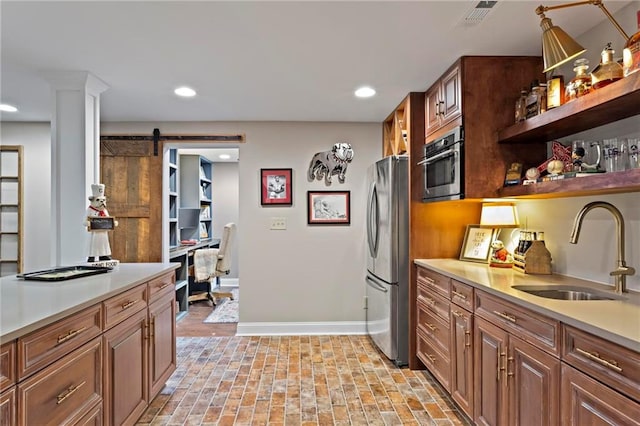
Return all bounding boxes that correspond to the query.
[569,201,635,294]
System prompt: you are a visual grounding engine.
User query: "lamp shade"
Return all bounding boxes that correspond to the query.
[480,203,519,228]
[540,16,586,72]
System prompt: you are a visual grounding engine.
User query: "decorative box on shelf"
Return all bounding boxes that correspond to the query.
[513,240,552,274]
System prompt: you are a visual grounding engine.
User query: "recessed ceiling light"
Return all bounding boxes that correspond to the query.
[355,86,376,98]
[174,87,196,97]
[0,104,18,112]
[219,154,231,160]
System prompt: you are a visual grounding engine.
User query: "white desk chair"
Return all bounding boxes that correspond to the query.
[189,223,236,306]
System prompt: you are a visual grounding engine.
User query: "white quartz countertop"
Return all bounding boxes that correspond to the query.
[0,263,179,344]
[415,259,640,352]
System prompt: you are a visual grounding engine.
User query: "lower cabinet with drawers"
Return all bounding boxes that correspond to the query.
[415,264,640,426]
[0,270,176,425]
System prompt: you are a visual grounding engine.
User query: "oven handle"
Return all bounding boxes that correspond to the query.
[417,147,457,165]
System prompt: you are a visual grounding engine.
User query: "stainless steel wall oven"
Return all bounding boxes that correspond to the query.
[419,125,464,202]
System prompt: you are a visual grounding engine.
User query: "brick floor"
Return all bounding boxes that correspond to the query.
[137,336,470,425]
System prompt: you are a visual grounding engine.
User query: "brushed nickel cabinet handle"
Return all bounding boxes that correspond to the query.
[56,381,86,405]
[149,318,155,340]
[57,326,87,344]
[452,310,464,318]
[493,310,517,323]
[425,323,436,332]
[452,290,467,300]
[464,330,471,347]
[121,300,138,310]
[576,347,623,373]
[158,283,170,290]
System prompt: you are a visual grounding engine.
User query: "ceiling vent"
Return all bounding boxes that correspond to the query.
[463,1,499,25]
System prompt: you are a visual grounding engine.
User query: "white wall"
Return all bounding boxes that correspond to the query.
[1,122,52,271]
[101,121,382,333]
[211,161,239,281]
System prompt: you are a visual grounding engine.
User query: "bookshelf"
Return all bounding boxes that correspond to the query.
[0,146,23,276]
[179,154,213,240]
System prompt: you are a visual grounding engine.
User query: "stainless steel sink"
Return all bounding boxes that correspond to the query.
[512,285,624,301]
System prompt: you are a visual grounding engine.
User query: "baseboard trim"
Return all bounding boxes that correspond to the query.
[236,321,367,336]
[219,278,238,287]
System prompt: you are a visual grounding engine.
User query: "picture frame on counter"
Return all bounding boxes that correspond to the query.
[307,190,350,225]
[459,224,497,263]
[261,168,293,206]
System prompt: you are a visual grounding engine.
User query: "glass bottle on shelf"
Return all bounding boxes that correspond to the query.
[565,58,592,102]
[515,88,528,123]
[591,43,623,90]
[537,83,547,115]
[525,80,540,119]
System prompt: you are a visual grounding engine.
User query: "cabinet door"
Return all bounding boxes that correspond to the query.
[508,336,560,426]
[561,363,640,426]
[474,317,508,426]
[451,307,473,418]
[148,290,176,399]
[0,386,16,426]
[440,64,462,124]
[103,309,148,426]
[425,83,442,136]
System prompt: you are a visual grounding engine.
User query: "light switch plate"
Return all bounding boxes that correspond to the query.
[270,217,286,230]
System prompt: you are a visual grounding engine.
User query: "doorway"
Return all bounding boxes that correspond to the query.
[164,144,240,331]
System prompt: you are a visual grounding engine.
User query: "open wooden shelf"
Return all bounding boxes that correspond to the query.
[498,73,640,145]
[498,168,640,199]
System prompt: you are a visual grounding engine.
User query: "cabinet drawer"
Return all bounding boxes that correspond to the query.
[417,267,451,299]
[562,325,639,403]
[417,285,450,323]
[0,341,16,392]
[417,327,451,392]
[148,272,175,303]
[17,305,102,380]
[103,284,147,330]
[451,280,473,311]
[475,290,560,356]
[417,298,450,356]
[17,337,102,426]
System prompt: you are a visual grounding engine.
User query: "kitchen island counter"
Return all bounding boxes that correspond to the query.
[0,262,179,344]
[415,258,640,351]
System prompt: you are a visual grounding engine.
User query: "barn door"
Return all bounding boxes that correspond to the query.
[100,138,163,262]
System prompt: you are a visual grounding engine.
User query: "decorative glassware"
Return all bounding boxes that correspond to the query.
[565,58,592,102]
[591,43,623,90]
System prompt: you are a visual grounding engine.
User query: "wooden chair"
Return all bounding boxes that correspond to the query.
[188,223,236,306]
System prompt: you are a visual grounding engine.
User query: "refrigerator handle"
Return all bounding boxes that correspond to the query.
[366,182,379,258]
[366,276,389,293]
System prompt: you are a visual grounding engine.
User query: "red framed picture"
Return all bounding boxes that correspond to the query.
[307,191,350,225]
[260,168,293,206]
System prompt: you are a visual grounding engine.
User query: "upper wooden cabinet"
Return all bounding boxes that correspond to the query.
[423,56,548,199]
[425,62,461,137]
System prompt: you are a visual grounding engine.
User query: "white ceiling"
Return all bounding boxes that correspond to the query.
[0,1,631,123]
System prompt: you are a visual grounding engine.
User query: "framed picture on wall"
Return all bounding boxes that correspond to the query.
[260,168,293,206]
[459,225,497,263]
[307,191,350,225]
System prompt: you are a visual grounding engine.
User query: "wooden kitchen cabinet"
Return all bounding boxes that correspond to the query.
[450,280,474,418]
[425,62,461,136]
[103,272,177,425]
[474,317,560,426]
[103,308,148,426]
[0,386,16,426]
[0,341,16,393]
[561,363,640,425]
[416,271,451,391]
[148,289,176,399]
[17,337,103,426]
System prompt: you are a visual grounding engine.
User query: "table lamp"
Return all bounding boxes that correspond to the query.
[480,202,519,267]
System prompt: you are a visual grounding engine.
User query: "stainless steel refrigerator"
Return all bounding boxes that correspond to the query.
[365,155,409,367]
